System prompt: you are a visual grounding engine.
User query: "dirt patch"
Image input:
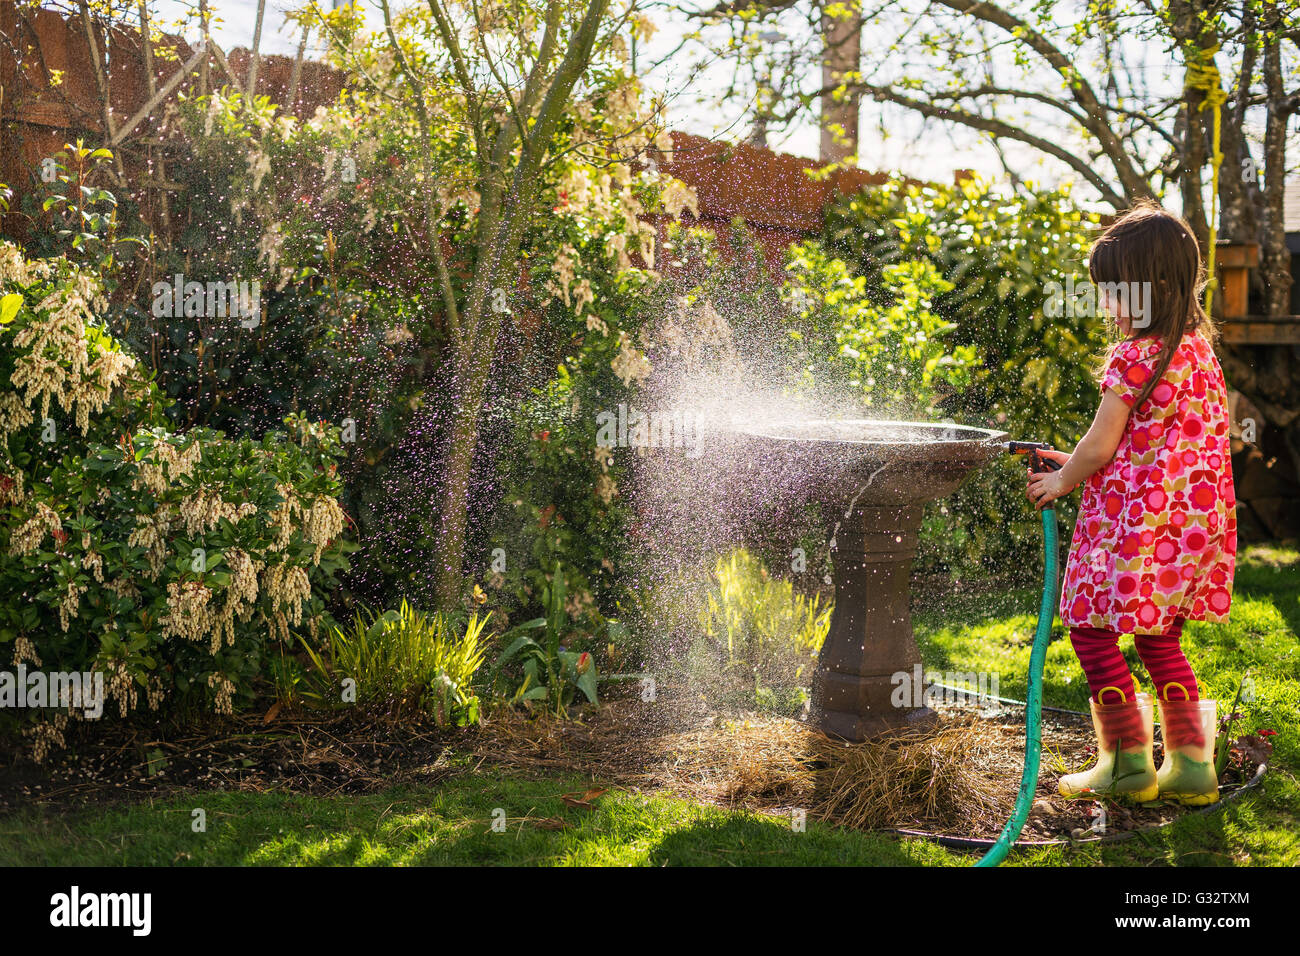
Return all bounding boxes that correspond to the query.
[0,693,1261,844]
[0,713,466,814]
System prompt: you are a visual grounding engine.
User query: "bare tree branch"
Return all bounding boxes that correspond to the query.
[854,79,1128,207]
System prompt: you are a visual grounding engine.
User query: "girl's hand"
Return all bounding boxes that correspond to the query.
[1026,468,1073,510]
[1023,449,1073,509]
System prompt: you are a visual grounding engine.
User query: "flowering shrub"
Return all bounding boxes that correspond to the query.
[484,266,658,620]
[160,48,694,607]
[0,243,351,755]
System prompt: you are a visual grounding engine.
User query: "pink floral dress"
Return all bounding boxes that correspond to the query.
[1060,332,1237,635]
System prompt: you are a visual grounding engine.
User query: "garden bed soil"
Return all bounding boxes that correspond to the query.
[0,691,1262,844]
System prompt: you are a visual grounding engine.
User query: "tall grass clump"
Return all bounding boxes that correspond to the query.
[298,602,490,725]
[687,550,832,714]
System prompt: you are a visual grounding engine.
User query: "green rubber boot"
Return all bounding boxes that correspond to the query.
[1156,697,1219,806]
[1060,691,1158,802]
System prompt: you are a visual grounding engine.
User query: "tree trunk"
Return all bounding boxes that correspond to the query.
[1216,13,1300,541]
[1169,0,1216,249]
[424,0,610,608]
[1259,28,1293,318]
[432,337,494,606]
[1217,1,1259,245]
[820,5,861,163]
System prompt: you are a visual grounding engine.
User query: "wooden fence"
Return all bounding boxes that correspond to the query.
[1,4,343,232]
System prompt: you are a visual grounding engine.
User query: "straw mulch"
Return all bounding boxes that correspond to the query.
[469,697,1054,835]
[469,696,1234,840]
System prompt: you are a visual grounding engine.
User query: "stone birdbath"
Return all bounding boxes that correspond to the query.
[727,420,1010,741]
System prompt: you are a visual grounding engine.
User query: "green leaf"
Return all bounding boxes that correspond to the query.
[496,633,540,666]
[0,293,21,325]
[576,668,598,705]
[145,748,168,777]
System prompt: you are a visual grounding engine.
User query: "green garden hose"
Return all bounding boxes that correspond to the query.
[975,505,1059,867]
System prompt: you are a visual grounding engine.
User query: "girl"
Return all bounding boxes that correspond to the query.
[1027,202,1236,806]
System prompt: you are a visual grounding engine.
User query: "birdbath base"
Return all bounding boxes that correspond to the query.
[811,503,941,740]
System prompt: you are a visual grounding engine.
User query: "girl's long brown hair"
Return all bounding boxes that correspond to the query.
[1088,201,1217,411]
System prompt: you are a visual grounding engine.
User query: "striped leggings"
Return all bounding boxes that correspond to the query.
[1069,618,1200,704]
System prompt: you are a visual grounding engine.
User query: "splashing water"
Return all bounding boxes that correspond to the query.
[618,294,1008,728]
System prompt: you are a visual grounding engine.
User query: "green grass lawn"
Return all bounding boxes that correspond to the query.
[914,541,1300,867]
[3,544,1296,867]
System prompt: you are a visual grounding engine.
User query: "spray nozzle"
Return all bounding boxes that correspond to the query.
[1006,441,1063,473]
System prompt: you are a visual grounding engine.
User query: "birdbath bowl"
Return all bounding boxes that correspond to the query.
[728,419,1009,741]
